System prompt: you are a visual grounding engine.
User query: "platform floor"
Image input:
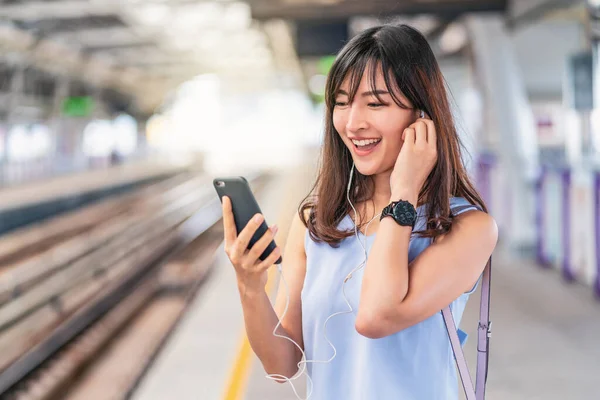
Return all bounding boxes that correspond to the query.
[132,168,600,400]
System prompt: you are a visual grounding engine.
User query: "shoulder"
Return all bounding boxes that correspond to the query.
[454,208,495,228]
[286,209,309,256]
[430,197,497,246]
[451,206,497,247]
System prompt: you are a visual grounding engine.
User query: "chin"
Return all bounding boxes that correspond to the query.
[352,160,380,176]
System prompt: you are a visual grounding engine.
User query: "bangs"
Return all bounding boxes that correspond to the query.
[329,46,411,109]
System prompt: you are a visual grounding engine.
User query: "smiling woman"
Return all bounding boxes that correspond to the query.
[221,23,497,400]
[292,24,496,399]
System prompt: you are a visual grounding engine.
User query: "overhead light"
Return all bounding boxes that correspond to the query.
[196,30,222,50]
[171,38,198,51]
[253,47,272,60]
[349,17,380,36]
[138,4,170,25]
[0,23,35,50]
[222,2,251,30]
[409,15,439,36]
[439,22,467,54]
[173,3,224,30]
[237,29,266,48]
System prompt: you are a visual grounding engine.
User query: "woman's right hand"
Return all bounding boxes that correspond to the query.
[222,196,281,295]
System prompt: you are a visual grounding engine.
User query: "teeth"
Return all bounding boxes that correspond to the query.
[352,138,381,146]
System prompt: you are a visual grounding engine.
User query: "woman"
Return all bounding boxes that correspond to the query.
[221,24,497,400]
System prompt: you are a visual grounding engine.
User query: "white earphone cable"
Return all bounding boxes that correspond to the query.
[266,162,377,400]
[269,110,424,398]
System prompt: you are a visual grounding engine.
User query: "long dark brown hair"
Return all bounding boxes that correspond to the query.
[299,24,486,247]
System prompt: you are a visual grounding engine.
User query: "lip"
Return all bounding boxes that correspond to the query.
[351,139,381,157]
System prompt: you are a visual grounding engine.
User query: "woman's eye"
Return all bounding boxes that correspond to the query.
[368,103,384,108]
[335,101,348,107]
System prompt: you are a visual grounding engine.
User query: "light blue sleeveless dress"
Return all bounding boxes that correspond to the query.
[300,197,479,400]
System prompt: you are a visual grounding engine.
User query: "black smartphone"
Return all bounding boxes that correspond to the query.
[213,176,282,265]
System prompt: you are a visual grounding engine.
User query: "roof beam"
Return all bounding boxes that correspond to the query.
[506,0,582,29]
[249,0,507,21]
[52,27,147,48]
[0,1,119,21]
[83,42,156,53]
[15,15,127,35]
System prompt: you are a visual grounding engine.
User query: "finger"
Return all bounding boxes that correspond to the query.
[247,224,278,263]
[423,119,437,148]
[402,127,415,146]
[413,121,428,147]
[236,213,265,251]
[222,196,237,247]
[253,245,283,272]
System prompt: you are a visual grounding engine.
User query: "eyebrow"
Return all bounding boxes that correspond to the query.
[336,89,390,97]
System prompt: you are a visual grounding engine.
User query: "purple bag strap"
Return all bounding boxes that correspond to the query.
[442,204,492,400]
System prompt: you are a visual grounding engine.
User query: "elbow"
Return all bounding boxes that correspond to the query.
[264,366,297,383]
[273,376,293,385]
[263,348,302,383]
[355,318,385,339]
[354,289,410,339]
[355,309,390,339]
[355,304,419,339]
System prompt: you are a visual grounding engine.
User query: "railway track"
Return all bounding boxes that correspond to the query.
[0,171,269,399]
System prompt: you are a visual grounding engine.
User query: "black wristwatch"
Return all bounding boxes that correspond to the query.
[380,200,417,227]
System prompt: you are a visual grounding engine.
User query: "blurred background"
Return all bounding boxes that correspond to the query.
[0,0,596,399]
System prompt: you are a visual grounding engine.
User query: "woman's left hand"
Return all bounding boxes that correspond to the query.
[389,118,438,203]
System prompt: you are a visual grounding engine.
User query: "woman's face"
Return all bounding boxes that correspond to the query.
[333,65,417,177]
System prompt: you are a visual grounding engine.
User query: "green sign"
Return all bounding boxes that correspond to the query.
[317,55,336,75]
[62,96,94,117]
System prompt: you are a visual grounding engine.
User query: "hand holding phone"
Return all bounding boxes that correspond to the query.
[214,177,282,292]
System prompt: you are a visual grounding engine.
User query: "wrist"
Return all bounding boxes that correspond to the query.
[237,274,267,299]
[389,189,418,207]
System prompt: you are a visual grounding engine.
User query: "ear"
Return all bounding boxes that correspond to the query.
[416,109,431,120]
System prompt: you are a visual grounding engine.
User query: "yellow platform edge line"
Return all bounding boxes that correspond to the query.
[221,266,278,400]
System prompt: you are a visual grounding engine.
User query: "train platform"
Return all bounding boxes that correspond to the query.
[0,156,196,213]
[131,166,600,400]
[0,156,199,235]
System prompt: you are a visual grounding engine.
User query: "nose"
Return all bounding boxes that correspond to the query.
[345,104,368,134]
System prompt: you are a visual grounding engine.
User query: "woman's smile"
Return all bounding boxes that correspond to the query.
[349,137,382,156]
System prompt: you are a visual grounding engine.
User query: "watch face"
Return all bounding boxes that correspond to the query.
[392,201,417,226]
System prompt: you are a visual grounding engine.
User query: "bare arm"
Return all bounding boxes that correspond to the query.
[356,209,497,338]
[233,209,307,379]
[238,287,298,379]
